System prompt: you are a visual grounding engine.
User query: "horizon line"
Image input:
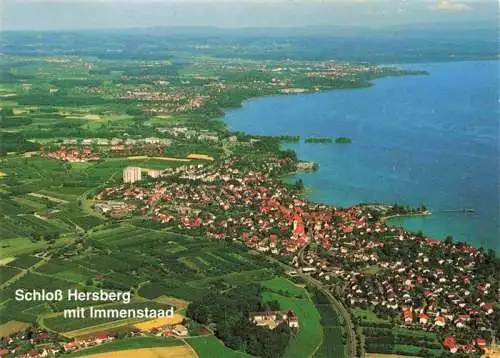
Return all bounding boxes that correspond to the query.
[2,20,499,33]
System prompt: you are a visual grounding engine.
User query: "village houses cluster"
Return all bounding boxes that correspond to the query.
[0,328,116,358]
[41,146,100,163]
[40,137,172,162]
[95,154,497,353]
[0,317,192,357]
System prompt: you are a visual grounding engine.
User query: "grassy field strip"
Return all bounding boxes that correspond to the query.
[0,257,16,266]
[152,296,189,309]
[12,196,48,210]
[182,338,200,358]
[133,314,185,331]
[0,255,52,290]
[23,302,52,316]
[0,236,73,259]
[28,192,69,203]
[0,266,23,286]
[185,336,251,358]
[206,252,233,264]
[127,156,192,162]
[264,292,322,358]
[70,337,186,357]
[60,318,145,338]
[0,320,31,337]
[86,346,197,358]
[351,308,390,324]
[261,277,307,298]
[187,268,274,288]
[260,277,323,358]
[365,355,420,358]
[33,269,85,285]
[186,154,214,161]
[178,257,200,271]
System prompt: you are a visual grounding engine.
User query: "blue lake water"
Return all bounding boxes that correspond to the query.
[224,61,499,250]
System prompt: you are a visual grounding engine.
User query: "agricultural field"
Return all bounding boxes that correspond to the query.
[87,224,168,248]
[392,345,443,357]
[133,314,185,331]
[351,308,390,324]
[362,324,446,357]
[0,272,78,324]
[308,288,346,358]
[0,154,120,259]
[70,337,186,357]
[61,321,138,340]
[153,296,189,311]
[44,301,174,333]
[0,257,16,266]
[261,277,307,299]
[362,265,384,276]
[35,259,97,283]
[0,236,73,259]
[0,320,31,337]
[312,305,346,358]
[86,346,196,358]
[0,150,188,258]
[186,336,252,358]
[0,265,22,285]
[1,255,41,270]
[0,219,285,345]
[365,354,420,358]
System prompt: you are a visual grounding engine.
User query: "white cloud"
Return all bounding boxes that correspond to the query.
[431,1,472,11]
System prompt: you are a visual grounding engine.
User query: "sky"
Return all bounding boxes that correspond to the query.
[1,0,498,31]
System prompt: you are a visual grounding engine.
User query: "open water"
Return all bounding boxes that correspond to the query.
[225,61,499,250]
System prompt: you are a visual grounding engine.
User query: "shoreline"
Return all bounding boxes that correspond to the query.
[222,60,497,250]
[223,72,419,114]
[381,211,432,223]
[224,59,498,115]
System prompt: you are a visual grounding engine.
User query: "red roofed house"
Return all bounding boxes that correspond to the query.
[63,341,79,352]
[475,337,486,348]
[476,283,490,295]
[480,303,494,315]
[443,336,458,353]
[435,315,446,327]
[402,307,413,323]
[419,313,429,325]
[93,334,115,345]
[425,238,441,246]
